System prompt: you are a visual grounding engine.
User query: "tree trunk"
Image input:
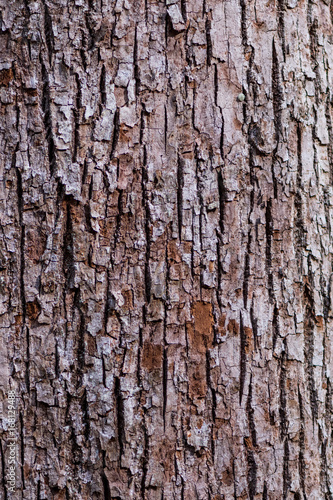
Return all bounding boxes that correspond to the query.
[0,0,332,498]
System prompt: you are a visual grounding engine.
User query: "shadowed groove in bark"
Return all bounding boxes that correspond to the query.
[283,438,290,500]
[239,312,247,404]
[246,374,257,448]
[19,412,25,490]
[0,440,8,500]
[142,146,151,304]
[298,387,307,500]
[40,61,56,176]
[177,154,184,242]
[303,257,319,422]
[115,377,125,459]
[279,339,288,439]
[101,472,111,500]
[265,198,274,303]
[244,437,257,500]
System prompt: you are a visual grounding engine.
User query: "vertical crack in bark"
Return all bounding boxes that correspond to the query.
[19,412,25,490]
[325,98,333,185]
[163,346,168,431]
[246,374,257,448]
[298,387,307,500]
[239,312,247,404]
[272,40,283,198]
[303,260,318,422]
[243,234,251,310]
[265,199,274,303]
[277,0,286,60]
[239,0,248,47]
[294,123,304,275]
[101,472,111,500]
[63,203,75,289]
[16,167,30,392]
[319,424,333,500]
[41,61,56,176]
[263,482,268,499]
[232,458,238,500]
[217,168,226,236]
[244,437,257,500]
[115,377,125,460]
[283,438,290,500]
[141,422,149,499]
[272,303,280,352]
[134,25,140,96]
[72,73,81,163]
[279,339,287,439]
[142,146,151,304]
[205,18,212,66]
[177,154,184,242]
[110,108,120,160]
[42,1,54,65]
[0,440,8,500]
[250,303,258,351]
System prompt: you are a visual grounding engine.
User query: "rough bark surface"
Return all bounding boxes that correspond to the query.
[0,0,333,498]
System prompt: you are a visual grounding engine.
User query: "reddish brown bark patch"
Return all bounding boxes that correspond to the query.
[190,301,214,352]
[0,68,13,86]
[227,319,240,335]
[26,229,47,262]
[189,363,207,399]
[141,342,163,371]
[26,299,41,321]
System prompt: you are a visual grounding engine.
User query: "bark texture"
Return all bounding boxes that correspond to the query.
[0,0,333,498]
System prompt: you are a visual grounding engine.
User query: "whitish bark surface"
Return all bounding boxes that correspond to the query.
[0,0,333,498]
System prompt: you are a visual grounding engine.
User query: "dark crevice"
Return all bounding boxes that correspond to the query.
[277,0,286,60]
[205,18,212,66]
[0,440,8,500]
[272,40,283,142]
[217,168,226,235]
[101,472,111,500]
[239,312,247,404]
[115,377,125,459]
[19,412,25,489]
[41,61,56,176]
[239,0,248,47]
[141,424,149,499]
[63,204,75,289]
[134,25,140,96]
[244,437,257,500]
[279,339,288,439]
[100,65,106,105]
[298,387,307,500]
[110,108,120,160]
[163,347,168,431]
[43,2,54,64]
[55,339,60,378]
[283,438,290,500]
[303,259,319,422]
[177,155,184,242]
[272,304,280,352]
[325,98,333,185]
[249,304,258,351]
[265,198,274,302]
[263,482,268,500]
[295,123,304,274]
[246,374,257,448]
[142,147,151,304]
[243,234,251,310]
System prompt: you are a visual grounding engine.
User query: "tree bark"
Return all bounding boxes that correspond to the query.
[0,0,332,498]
